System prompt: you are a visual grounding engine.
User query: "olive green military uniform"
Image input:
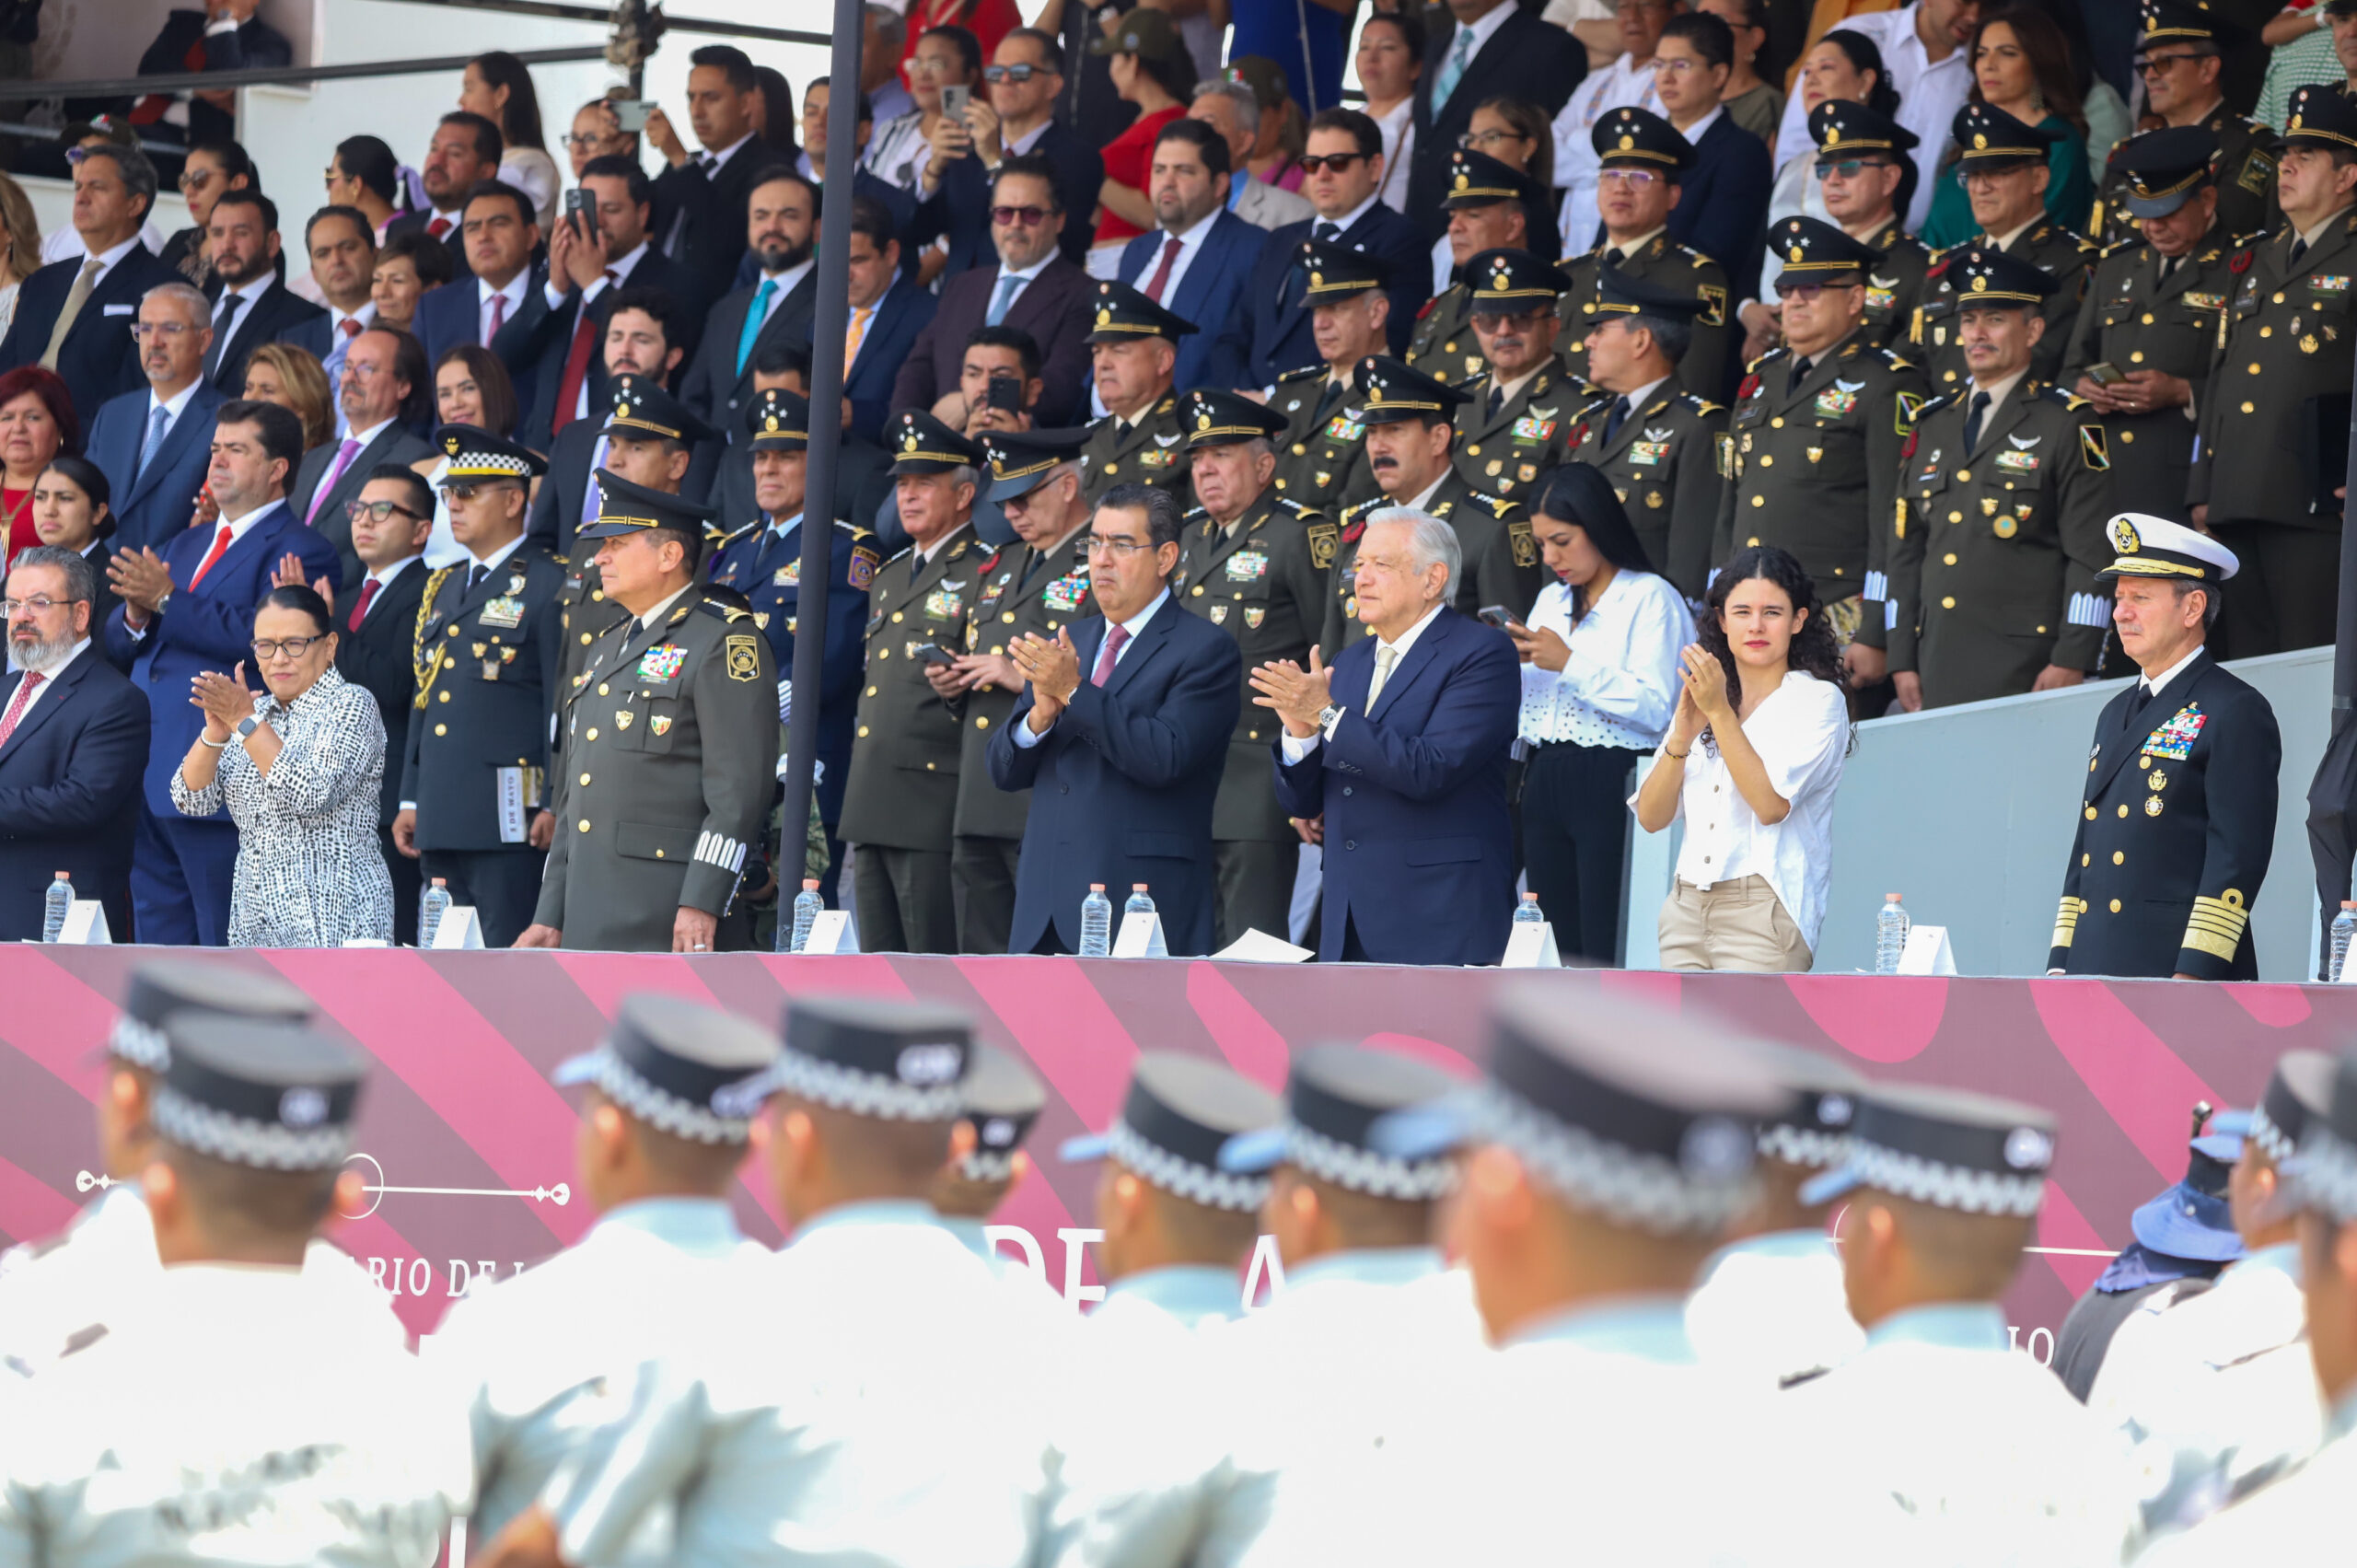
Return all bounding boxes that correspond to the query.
[1563,382,1726,598]
[1714,331,1925,647]
[1560,234,1733,398]
[838,525,980,953]
[1174,491,1333,947]
[1913,224,2096,395]
[1448,354,1592,506]
[552,563,632,761]
[1406,283,1483,382]
[2095,104,2279,248]
[1859,217,1935,351]
[534,587,782,950]
[1319,470,1538,656]
[1078,391,1193,511]
[1267,366,1380,515]
[2061,227,2236,516]
[950,527,1092,954]
[1888,380,2114,707]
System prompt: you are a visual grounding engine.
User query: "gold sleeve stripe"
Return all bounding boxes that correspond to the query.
[2051,896,2087,950]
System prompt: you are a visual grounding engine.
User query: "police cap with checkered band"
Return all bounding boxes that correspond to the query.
[435,424,549,485]
[765,994,974,1121]
[1216,1042,1463,1201]
[958,1042,1048,1181]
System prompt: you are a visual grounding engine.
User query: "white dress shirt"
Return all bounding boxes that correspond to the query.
[145,377,203,447]
[353,553,421,622]
[1769,2,1970,231]
[2,637,88,721]
[126,499,284,641]
[1552,52,1667,255]
[2138,642,2207,704]
[1369,99,1416,213]
[39,228,150,275]
[1138,209,1220,305]
[1013,587,1169,747]
[1310,190,1382,242]
[1438,0,1516,95]
[750,256,817,334]
[1516,570,1694,749]
[1281,600,1445,761]
[986,253,1051,320]
[477,269,532,346]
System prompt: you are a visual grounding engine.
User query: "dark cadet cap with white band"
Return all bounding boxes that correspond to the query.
[151,1015,365,1173]
[1802,1085,2056,1217]
[1748,1040,1867,1171]
[764,994,973,1121]
[1062,1051,1283,1213]
[110,960,312,1074]
[1218,1042,1462,1201]
[2247,1049,2333,1162]
[553,993,782,1144]
[958,1042,1048,1182]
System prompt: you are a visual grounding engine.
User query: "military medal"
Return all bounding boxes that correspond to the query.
[506,574,526,597]
[1225,551,1269,582]
[650,715,673,737]
[616,709,635,730]
[1210,604,1229,624]
[2145,796,2164,816]
[479,596,525,629]
[1645,491,1664,509]
[636,645,689,682]
[1245,607,1265,629]
[482,659,500,680]
[1487,459,1504,476]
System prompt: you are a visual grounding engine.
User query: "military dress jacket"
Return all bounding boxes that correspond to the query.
[2049,650,2281,981]
[534,588,782,949]
[1914,222,2095,395]
[1888,381,2115,706]
[837,525,980,854]
[1713,331,1924,645]
[953,527,1092,843]
[2061,229,2237,517]
[399,544,568,852]
[2187,214,2357,528]
[1174,491,1333,841]
[1319,471,1539,656]
[1448,354,1592,505]
[2094,103,2280,248]
[1267,366,1381,516]
[1858,217,1934,351]
[1079,391,1194,511]
[1563,383,1727,598]
[1559,233,1734,398]
[1406,282,1482,383]
[552,561,633,758]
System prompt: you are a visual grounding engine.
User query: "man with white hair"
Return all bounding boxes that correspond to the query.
[81,280,221,553]
[1190,77,1313,231]
[1252,505,1521,965]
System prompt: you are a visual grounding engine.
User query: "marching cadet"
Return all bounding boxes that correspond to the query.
[1078,281,1196,511]
[2049,514,2282,981]
[1267,239,1389,516]
[1175,388,1332,948]
[1889,249,2115,711]
[2063,128,2240,519]
[395,426,566,948]
[1914,102,2095,396]
[433,993,775,1548]
[1448,249,1588,505]
[1564,268,1724,598]
[1559,108,1734,400]
[1407,146,1550,382]
[947,429,1093,955]
[1807,100,1933,351]
[705,389,879,903]
[2102,1,2280,246]
[516,473,780,955]
[838,412,985,956]
[1321,356,1541,656]
[1791,1084,2142,1562]
[0,1015,470,1565]
[933,1041,1049,1244]
[2186,82,2357,657]
[1715,217,1923,673]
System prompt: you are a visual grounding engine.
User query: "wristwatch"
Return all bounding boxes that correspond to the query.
[235,715,261,740]
[1316,704,1342,732]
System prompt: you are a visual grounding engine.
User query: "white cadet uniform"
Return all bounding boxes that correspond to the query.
[1685,1228,1864,1389]
[2135,1389,2357,1562]
[0,1263,470,1568]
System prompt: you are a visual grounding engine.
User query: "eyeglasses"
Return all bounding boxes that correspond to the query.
[1471,308,1553,330]
[1655,56,1702,75]
[1774,279,1858,301]
[563,132,613,148]
[1,595,84,616]
[1814,157,1892,180]
[1598,168,1663,187]
[1297,153,1368,175]
[344,499,423,525]
[250,635,329,658]
[128,321,200,340]
[1457,128,1529,150]
[442,481,522,504]
[1956,166,2027,190]
[991,204,1051,226]
[983,64,1046,83]
[1084,533,1154,557]
[2135,52,2203,75]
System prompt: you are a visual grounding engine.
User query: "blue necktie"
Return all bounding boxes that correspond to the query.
[986,273,1022,327]
[736,279,777,376]
[1433,27,1476,111]
[136,404,170,479]
[580,435,610,529]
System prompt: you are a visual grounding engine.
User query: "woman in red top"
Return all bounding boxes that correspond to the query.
[900,0,1022,75]
[0,366,75,571]
[1088,9,1199,254]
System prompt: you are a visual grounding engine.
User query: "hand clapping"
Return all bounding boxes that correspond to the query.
[1010,629,1083,727]
[191,663,252,740]
[1248,645,1333,738]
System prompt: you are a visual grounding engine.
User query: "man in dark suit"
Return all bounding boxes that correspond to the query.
[333,466,434,945]
[131,0,290,152]
[412,181,548,427]
[891,156,1092,425]
[0,546,149,942]
[840,193,937,444]
[284,326,435,590]
[1407,0,1586,248]
[84,279,220,555]
[1258,506,1521,965]
[194,190,324,393]
[528,303,702,554]
[988,482,1241,956]
[1654,13,1771,319]
[279,206,382,403]
[647,44,775,316]
[681,168,819,437]
[787,78,919,276]
[381,112,504,284]
[1115,119,1263,392]
[1242,109,1428,388]
[0,143,179,427]
[101,399,342,946]
[915,26,1105,276]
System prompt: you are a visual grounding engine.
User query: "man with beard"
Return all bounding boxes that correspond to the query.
[680,169,819,437]
[84,280,221,554]
[384,111,504,280]
[196,190,323,393]
[530,290,702,552]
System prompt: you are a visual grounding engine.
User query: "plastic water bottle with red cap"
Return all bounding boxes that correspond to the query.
[1080,884,1113,957]
[789,879,824,953]
[2331,901,2357,982]
[41,873,71,943]
[1875,893,1910,974]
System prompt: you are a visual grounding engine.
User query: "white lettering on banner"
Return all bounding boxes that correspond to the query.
[984,1225,1047,1279]
[2005,1324,2058,1365]
[1242,1233,1286,1308]
[1058,1227,1108,1310]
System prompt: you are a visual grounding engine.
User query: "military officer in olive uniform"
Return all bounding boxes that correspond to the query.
[1807,100,1933,351]
[1321,356,1540,656]
[1173,388,1334,947]
[1559,108,1734,400]
[1890,249,2115,710]
[2064,128,2241,519]
[838,412,986,954]
[1407,146,1550,382]
[2187,82,2357,657]
[1267,239,1390,517]
[1715,218,1924,663]
[1564,269,1724,598]
[2049,515,2281,981]
[2095,2,2279,247]
[397,427,568,947]
[1915,103,2096,396]
[1078,280,1196,511]
[518,474,780,954]
[949,428,1094,955]
[1448,249,1591,505]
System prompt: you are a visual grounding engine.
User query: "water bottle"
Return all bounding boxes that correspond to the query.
[1875,893,1910,975]
[788,878,824,953]
[1124,884,1156,919]
[1079,884,1113,957]
[41,872,72,943]
[2332,901,2357,981]
[1513,891,1545,926]
[419,877,451,948]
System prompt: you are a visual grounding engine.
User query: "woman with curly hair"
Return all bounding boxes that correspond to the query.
[1633,544,1850,972]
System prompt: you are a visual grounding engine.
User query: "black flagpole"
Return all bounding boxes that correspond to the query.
[2304,364,2357,975]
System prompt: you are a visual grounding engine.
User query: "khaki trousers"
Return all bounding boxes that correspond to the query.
[1656,875,1814,972]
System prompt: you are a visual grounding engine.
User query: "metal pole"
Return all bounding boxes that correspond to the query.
[384,0,830,48]
[778,0,862,945]
[0,45,607,100]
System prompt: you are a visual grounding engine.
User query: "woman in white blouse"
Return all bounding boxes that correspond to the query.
[1506,465,1693,961]
[1633,544,1849,971]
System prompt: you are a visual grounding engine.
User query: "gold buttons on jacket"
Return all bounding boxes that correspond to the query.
[2110,899,2122,913]
[598,682,609,695]
[586,727,598,740]
[2112,851,2124,865]
[435,723,447,736]
[578,819,591,832]
[1956,469,1971,482]
[2118,804,2130,817]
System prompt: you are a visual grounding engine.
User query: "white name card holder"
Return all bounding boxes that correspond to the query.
[1212,928,1314,962]
[1112,911,1169,958]
[1896,924,1957,975]
[56,900,111,945]
[1500,920,1562,969]
[429,905,486,950]
[800,909,860,954]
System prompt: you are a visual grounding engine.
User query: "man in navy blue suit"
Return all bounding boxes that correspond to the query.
[1257,506,1519,965]
[1241,109,1427,389]
[1115,119,1262,393]
[193,190,323,394]
[101,399,341,946]
[412,180,547,426]
[1655,12,1772,322]
[84,280,221,555]
[0,547,149,942]
[0,144,179,427]
[988,482,1240,955]
[840,193,937,445]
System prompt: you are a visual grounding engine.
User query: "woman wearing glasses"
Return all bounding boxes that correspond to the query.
[157,139,254,287]
[172,584,394,947]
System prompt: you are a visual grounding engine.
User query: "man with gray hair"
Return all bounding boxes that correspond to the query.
[1256,506,1520,965]
[862,5,916,125]
[82,280,223,553]
[0,141,178,424]
[1190,76,1314,231]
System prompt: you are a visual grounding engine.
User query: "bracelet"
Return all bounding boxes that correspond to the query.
[1664,746,1690,760]
[198,733,229,749]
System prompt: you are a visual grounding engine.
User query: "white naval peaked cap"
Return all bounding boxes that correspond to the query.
[2096,513,2238,584]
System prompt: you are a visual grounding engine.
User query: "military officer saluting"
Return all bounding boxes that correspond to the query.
[2049,514,2281,981]
[1267,238,1389,517]
[517,473,780,954]
[2064,128,2241,519]
[1560,108,1734,399]
[1890,249,2114,711]
[1078,280,1196,511]
[1564,267,1724,598]
[1448,249,1589,505]
[396,426,566,948]
[1174,388,1333,947]
[2103,1,2280,246]
[1408,146,1550,382]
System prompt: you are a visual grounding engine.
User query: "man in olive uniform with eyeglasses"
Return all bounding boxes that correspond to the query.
[1448,249,1590,507]
[1267,238,1388,517]
[1407,146,1550,382]
[2095,1,2279,247]
[1077,280,1196,512]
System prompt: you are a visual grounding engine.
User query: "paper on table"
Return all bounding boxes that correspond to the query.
[1212,928,1314,963]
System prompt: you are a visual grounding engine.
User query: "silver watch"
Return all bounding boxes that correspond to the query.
[1316,704,1342,731]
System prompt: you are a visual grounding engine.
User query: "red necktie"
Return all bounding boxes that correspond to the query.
[1143,236,1182,303]
[188,524,235,587]
[1091,624,1130,687]
[427,215,452,240]
[348,576,381,632]
[338,316,364,341]
[552,273,615,436]
[0,671,42,749]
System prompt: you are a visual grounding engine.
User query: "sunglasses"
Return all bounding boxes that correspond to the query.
[982,64,1047,83]
[442,482,522,504]
[2134,52,2204,75]
[1774,279,1858,301]
[1297,153,1367,175]
[991,204,1051,226]
[1814,158,1892,180]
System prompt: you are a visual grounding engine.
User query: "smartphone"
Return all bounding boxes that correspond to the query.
[2085,362,2128,387]
[1477,605,1519,631]
[611,99,653,133]
[914,643,955,668]
[986,371,1023,412]
[940,83,970,122]
[564,186,596,239]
